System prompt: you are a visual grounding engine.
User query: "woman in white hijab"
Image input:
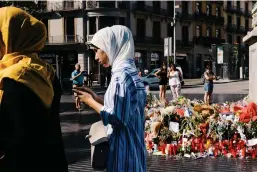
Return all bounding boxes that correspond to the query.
[73,25,147,172]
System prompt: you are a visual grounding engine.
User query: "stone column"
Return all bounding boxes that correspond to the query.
[211,44,217,76]
[96,16,100,82]
[96,16,99,31]
[78,53,87,71]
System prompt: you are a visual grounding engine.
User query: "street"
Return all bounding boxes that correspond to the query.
[59,80,256,172]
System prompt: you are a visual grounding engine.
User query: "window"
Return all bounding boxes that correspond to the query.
[196,26,200,37]
[119,17,125,26]
[137,1,145,9]
[228,15,232,24]
[64,1,74,9]
[237,1,240,10]
[206,5,211,16]
[65,17,75,36]
[227,34,233,44]
[89,17,96,34]
[167,24,172,37]
[237,17,240,29]
[216,7,220,17]
[99,17,116,29]
[99,1,115,8]
[42,19,48,35]
[182,2,188,13]
[137,18,146,39]
[245,2,248,12]
[216,29,220,38]
[206,27,211,37]
[153,21,161,39]
[153,1,161,13]
[167,1,174,16]
[237,36,241,44]
[245,19,249,29]
[182,26,189,43]
[196,2,201,14]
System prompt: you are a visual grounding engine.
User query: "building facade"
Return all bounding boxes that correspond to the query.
[243,2,257,102]
[35,0,254,83]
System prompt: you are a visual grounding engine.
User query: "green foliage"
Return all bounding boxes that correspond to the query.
[0,1,46,15]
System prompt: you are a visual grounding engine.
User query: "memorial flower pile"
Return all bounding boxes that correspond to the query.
[145,94,257,159]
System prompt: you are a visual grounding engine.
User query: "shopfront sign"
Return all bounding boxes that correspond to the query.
[217,46,223,64]
[164,37,172,57]
[38,53,56,64]
[151,53,159,61]
[39,53,56,58]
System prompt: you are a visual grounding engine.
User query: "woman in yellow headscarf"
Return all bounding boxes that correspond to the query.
[0,7,68,170]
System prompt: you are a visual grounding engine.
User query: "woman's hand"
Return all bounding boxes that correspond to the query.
[73,87,103,114]
[73,88,94,105]
[73,86,104,105]
[75,86,96,98]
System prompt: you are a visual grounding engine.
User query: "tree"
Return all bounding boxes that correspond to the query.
[0,1,46,15]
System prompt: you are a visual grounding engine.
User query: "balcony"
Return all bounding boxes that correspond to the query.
[131,3,169,17]
[152,37,163,44]
[236,26,246,34]
[224,24,237,32]
[245,27,253,33]
[177,40,193,47]
[153,8,170,16]
[86,1,98,9]
[215,16,224,23]
[236,7,244,15]
[133,36,163,45]
[193,36,225,46]
[193,11,206,20]
[45,35,84,45]
[131,3,148,12]
[47,1,84,11]
[118,1,129,9]
[239,43,248,51]
[98,1,116,8]
[225,5,236,13]
[85,1,129,11]
[177,12,192,21]
[87,35,94,42]
[244,10,252,17]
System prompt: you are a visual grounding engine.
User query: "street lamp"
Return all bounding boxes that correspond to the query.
[171,2,180,65]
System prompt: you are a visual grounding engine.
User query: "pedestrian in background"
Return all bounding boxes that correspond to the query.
[89,70,94,87]
[203,64,216,104]
[73,25,146,172]
[71,64,84,110]
[154,62,168,102]
[168,63,181,100]
[0,7,67,170]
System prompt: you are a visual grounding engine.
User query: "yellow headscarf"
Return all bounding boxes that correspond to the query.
[0,7,55,107]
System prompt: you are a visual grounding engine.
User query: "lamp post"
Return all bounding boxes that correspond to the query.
[171,2,180,65]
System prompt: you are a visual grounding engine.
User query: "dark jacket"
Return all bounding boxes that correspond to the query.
[0,77,68,171]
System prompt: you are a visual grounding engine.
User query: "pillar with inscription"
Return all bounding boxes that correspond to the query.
[243,2,257,102]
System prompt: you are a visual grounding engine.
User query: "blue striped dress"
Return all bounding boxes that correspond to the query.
[100,63,147,172]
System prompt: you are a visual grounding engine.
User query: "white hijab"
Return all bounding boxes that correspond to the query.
[90,25,136,73]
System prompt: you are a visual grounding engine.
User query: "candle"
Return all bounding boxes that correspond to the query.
[241,147,246,158]
[214,148,218,157]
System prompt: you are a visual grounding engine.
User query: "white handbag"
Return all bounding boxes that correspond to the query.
[86,121,109,170]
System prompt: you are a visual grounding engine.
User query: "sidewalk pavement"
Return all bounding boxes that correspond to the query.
[62,79,248,95]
